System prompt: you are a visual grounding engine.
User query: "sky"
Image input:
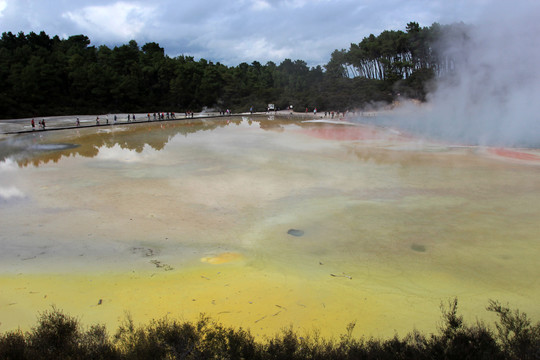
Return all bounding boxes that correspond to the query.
[0,0,490,67]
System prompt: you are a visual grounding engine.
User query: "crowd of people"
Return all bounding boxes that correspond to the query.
[30,118,46,130]
[30,112,181,130]
[28,109,358,131]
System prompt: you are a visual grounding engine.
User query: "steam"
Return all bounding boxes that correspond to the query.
[382,1,540,147]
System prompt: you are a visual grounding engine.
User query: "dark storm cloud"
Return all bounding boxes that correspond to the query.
[0,0,491,66]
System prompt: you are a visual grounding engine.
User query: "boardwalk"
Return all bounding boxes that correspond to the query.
[0,111,329,135]
[0,113,232,135]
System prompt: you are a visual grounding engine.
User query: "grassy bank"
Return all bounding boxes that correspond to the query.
[1,299,539,359]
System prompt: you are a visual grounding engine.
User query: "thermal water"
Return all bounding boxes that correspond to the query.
[0,117,539,339]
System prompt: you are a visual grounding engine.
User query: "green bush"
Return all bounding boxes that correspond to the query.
[0,329,27,360]
[26,306,81,359]
[1,300,539,359]
[487,300,540,360]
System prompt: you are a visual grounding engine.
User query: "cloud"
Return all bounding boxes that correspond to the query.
[239,37,292,61]
[0,186,25,201]
[62,2,155,41]
[279,0,331,9]
[176,0,365,65]
[250,0,272,11]
[0,0,6,17]
[0,158,18,172]
[201,36,294,65]
[0,0,506,67]
[95,144,157,163]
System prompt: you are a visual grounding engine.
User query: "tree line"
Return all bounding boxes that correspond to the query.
[0,22,469,119]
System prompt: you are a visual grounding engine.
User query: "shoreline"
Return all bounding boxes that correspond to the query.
[0,110,365,135]
[0,112,250,135]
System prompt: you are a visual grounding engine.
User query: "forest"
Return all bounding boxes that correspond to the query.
[0,21,469,119]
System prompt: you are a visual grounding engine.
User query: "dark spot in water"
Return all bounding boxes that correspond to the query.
[411,244,426,252]
[287,229,304,237]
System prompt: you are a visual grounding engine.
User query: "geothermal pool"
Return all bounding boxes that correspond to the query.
[0,116,539,339]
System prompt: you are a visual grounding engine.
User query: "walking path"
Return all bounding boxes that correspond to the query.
[0,113,234,135]
[0,111,326,135]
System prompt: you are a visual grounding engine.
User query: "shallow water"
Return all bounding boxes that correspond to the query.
[0,116,539,339]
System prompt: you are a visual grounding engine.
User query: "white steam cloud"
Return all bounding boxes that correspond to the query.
[385,1,540,147]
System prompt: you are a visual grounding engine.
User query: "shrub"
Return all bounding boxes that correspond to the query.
[487,300,540,360]
[1,300,539,359]
[0,329,27,360]
[26,306,82,359]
